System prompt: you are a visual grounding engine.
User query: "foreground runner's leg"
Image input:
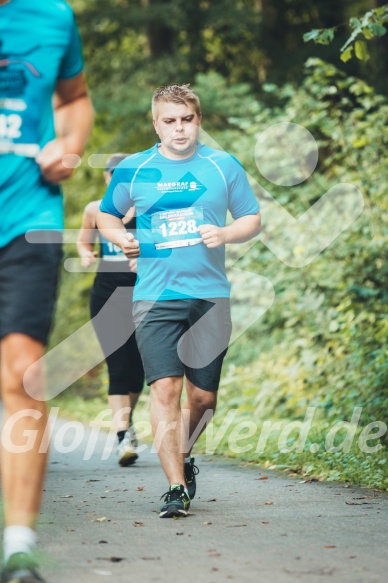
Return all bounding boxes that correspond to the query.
[1,334,49,582]
[150,376,190,517]
[181,380,217,500]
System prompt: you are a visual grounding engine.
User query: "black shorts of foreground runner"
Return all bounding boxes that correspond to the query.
[133,298,232,390]
[0,233,62,345]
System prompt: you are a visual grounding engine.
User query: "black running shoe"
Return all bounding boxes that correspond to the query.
[0,553,46,583]
[160,484,190,518]
[184,457,199,500]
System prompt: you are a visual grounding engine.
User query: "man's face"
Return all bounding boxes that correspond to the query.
[153,101,201,159]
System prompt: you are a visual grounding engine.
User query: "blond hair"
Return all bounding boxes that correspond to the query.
[152,84,201,117]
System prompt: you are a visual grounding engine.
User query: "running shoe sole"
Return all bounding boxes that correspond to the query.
[160,506,188,518]
[118,450,138,467]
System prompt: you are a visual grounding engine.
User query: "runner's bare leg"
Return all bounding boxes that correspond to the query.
[150,376,186,485]
[181,379,217,458]
[1,334,49,528]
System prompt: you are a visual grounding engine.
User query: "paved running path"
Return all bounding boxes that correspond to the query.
[39,418,387,583]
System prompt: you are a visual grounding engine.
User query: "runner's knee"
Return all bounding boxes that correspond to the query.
[188,389,217,412]
[151,377,182,407]
[1,354,44,403]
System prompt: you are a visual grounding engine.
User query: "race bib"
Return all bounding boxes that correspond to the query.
[151,207,204,249]
[101,239,127,261]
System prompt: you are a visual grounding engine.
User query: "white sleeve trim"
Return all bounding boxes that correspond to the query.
[198,153,228,194]
[130,152,157,198]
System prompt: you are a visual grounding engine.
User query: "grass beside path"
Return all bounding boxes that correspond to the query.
[50,383,388,491]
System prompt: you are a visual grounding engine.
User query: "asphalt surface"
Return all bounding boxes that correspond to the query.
[38,417,388,583]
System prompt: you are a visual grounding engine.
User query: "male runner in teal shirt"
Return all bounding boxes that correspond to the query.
[0,1,93,581]
[98,84,261,518]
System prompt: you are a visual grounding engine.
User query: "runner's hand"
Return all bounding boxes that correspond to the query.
[198,224,227,248]
[36,137,80,183]
[118,232,140,258]
[80,250,98,267]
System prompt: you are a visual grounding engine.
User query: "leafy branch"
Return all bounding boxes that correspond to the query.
[303,4,388,62]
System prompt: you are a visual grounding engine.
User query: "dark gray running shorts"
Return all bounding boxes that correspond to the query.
[0,233,63,345]
[132,298,232,391]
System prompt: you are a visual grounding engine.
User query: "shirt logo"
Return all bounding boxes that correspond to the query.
[156,172,207,195]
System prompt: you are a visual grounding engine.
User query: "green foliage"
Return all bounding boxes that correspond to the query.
[340,6,388,62]
[304,4,388,63]
[303,28,335,45]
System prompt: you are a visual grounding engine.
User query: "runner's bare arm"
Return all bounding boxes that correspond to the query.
[37,73,94,184]
[96,211,140,258]
[198,211,261,248]
[77,201,100,267]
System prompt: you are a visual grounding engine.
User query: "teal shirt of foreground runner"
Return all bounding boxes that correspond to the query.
[100,143,260,301]
[0,0,84,247]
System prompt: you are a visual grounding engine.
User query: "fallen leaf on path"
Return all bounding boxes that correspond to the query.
[300,479,319,483]
[87,479,100,482]
[323,545,336,549]
[264,501,273,505]
[205,498,217,502]
[97,557,125,563]
[208,548,221,556]
[262,521,269,524]
[133,521,144,527]
[203,521,212,525]
[255,476,269,481]
[136,486,145,491]
[99,541,108,544]
[176,532,184,535]
[92,517,106,522]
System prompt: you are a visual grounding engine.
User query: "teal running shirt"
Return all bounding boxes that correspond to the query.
[100,143,260,301]
[0,0,84,247]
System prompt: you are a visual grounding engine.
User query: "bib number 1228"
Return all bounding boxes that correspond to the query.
[160,219,198,238]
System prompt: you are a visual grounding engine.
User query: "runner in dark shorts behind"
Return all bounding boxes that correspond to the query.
[77,154,145,467]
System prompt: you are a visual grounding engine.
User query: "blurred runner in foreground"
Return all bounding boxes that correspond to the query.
[0,1,93,581]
